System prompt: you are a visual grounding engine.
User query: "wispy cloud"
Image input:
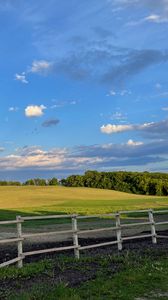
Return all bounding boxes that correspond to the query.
[50,100,78,109]
[15,73,28,84]
[102,49,168,85]
[110,112,128,121]
[13,38,168,87]
[15,60,52,84]
[145,14,168,23]
[127,14,168,26]
[127,139,143,146]
[112,0,168,12]
[107,89,132,97]
[8,107,19,112]
[43,47,168,86]
[113,0,168,26]
[29,60,53,74]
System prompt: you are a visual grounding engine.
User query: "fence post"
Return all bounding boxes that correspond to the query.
[148,209,157,244]
[115,212,122,251]
[72,214,80,259]
[16,216,23,268]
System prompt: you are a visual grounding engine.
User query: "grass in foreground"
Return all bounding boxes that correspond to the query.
[0,186,168,220]
[0,250,168,300]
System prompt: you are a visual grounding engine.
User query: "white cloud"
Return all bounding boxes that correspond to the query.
[100,124,133,134]
[29,60,52,74]
[144,14,168,23]
[128,13,168,27]
[25,105,46,117]
[127,139,143,146]
[100,122,153,134]
[15,73,28,84]
[145,14,160,21]
[162,107,168,111]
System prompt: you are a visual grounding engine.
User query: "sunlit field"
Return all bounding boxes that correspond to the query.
[0,186,168,219]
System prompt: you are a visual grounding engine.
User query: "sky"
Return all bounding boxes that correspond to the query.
[0,0,168,180]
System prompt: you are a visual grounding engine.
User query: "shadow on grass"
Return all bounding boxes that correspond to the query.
[1,207,168,228]
[0,209,102,227]
[0,209,72,227]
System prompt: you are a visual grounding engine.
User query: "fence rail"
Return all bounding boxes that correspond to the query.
[0,209,168,268]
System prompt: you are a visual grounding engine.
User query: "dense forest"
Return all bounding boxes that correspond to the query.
[61,171,168,196]
[1,171,168,195]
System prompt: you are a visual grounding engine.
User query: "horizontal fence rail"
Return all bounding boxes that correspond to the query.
[0,209,168,268]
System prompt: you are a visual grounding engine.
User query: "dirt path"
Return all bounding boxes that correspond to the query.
[0,215,167,243]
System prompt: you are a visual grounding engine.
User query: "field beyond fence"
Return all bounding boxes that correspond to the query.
[0,186,168,219]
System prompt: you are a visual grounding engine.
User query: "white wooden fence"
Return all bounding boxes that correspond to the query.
[0,209,168,268]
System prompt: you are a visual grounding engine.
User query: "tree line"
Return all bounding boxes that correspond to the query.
[60,171,168,196]
[0,177,58,186]
[1,171,168,196]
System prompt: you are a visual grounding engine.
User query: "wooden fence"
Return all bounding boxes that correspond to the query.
[0,209,168,268]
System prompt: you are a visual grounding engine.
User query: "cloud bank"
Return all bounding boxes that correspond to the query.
[101,119,168,139]
[0,138,168,173]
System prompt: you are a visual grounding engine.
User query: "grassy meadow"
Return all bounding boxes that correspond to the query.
[0,185,168,219]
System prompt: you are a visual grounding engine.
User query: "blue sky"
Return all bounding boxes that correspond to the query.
[0,0,168,180]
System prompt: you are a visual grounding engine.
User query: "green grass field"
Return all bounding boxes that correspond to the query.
[0,186,168,219]
[1,251,168,300]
